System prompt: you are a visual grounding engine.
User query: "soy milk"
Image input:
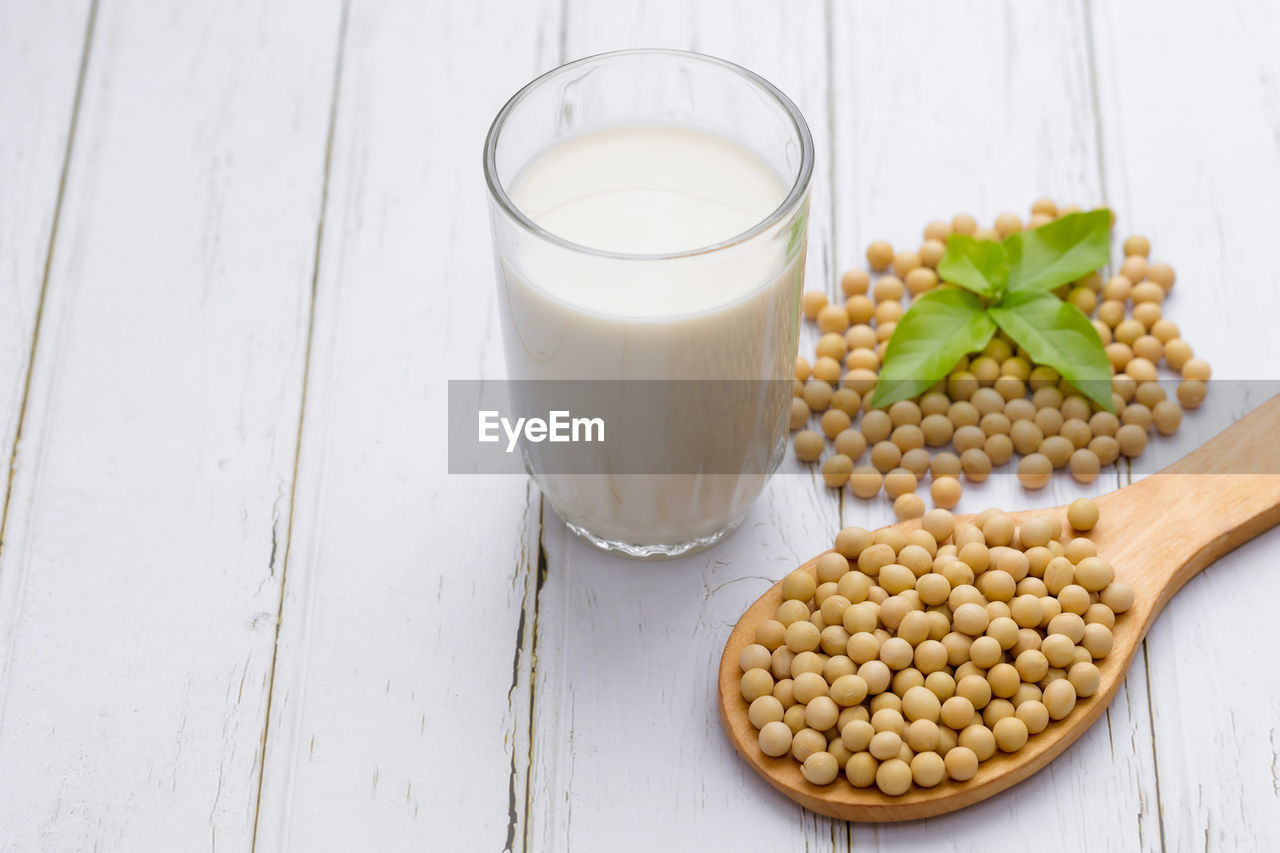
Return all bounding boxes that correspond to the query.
[495,123,806,550]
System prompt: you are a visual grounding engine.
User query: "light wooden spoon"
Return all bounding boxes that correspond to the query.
[719,394,1280,822]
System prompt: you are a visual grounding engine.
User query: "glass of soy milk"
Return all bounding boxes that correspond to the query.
[483,49,813,558]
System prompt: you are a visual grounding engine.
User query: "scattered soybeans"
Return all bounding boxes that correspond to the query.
[788,201,1206,510]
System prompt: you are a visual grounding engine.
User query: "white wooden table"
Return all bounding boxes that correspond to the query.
[2,1,1278,850]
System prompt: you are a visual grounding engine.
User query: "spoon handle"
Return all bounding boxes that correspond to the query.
[1096,393,1280,618]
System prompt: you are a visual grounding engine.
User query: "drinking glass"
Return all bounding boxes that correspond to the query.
[483,49,814,558]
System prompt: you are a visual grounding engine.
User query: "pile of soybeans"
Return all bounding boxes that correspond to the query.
[790,200,1211,516]
[736,498,1131,795]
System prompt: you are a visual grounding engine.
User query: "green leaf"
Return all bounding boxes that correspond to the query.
[869,288,997,408]
[988,290,1115,411]
[937,234,1008,299]
[1004,209,1112,293]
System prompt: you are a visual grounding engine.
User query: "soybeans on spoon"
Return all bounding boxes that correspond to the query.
[719,393,1280,822]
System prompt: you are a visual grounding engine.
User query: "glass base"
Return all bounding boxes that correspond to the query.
[560,513,746,560]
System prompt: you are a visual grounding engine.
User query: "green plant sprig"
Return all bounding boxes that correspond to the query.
[869,209,1116,412]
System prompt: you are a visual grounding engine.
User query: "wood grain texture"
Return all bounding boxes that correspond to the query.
[526,3,843,851]
[829,1,1159,848]
[0,1,343,848]
[1,0,1278,849]
[0,0,91,525]
[250,1,563,851]
[720,396,1280,821]
[1092,1,1280,848]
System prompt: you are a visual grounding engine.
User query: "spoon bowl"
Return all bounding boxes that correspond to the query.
[719,395,1280,821]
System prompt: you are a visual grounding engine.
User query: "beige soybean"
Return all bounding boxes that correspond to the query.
[833,428,867,460]
[801,291,829,320]
[1068,662,1102,698]
[773,677,797,708]
[849,466,884,499]
[775,599,809,627]
[1182,356,1213,384]
[1153,400,1183,435]
[944,746,979,782]
[801,751,840,785]
[749,695,786,729]
[875,758,913,796]
[791,728,827,762]
[1101,581,1135,613]
[740,643,774,673]
[793,671,828,704]
[789,397,810,431]
[899,448,932,478]
[816,304,850,334]
[875,300,904,326]
[741,668,774,702]
[1074,556,1113,591]
[822,454,855,488]
[755,619,786,651]
[906,267,938,296]
[993,716,1029,752]
[1132,281,1164,305]
[805,696,841,732]
[894,494,926,521]
[1017,453,1053,489]
[844,752,877,788]
[818,551,852,584]
[1116,424,1148,457]
[846,296,875,325]
[1119,254,1148,283]
[841,269,871,296]
[1178,379,1207,409]
[1121,234,1149,257]
[782,704,807,734]
[884,468,918,500]
[829,389,860,417]
[958,725,997,762]
[786,620,822,653]
[920,239,946,268]
[1081,623,1114,659]
[869,729,904,761]
[820,408,851,440]
[892,250,922,278]
[1182,350,1213,379]
[793,430,824,462]
[866,240,894,270]
[759,721,793,757]
[910,751,947,788]
[1164,339,1193,370]
[1067,498,1100,531]
[1043,680,1078,720]
[961,448,992,482]
[931,476,963,509]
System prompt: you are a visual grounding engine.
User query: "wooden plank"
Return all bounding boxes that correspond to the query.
[0,1,343,848]
[1091,1,1280,848]
[0,0,91,523]
[250,1,564,850]
[527,3,843,851]
[830,2,1160,849]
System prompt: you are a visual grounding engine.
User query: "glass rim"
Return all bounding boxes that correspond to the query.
[482,48,815,262]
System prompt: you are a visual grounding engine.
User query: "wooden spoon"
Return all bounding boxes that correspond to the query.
[719,394,1280,822]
